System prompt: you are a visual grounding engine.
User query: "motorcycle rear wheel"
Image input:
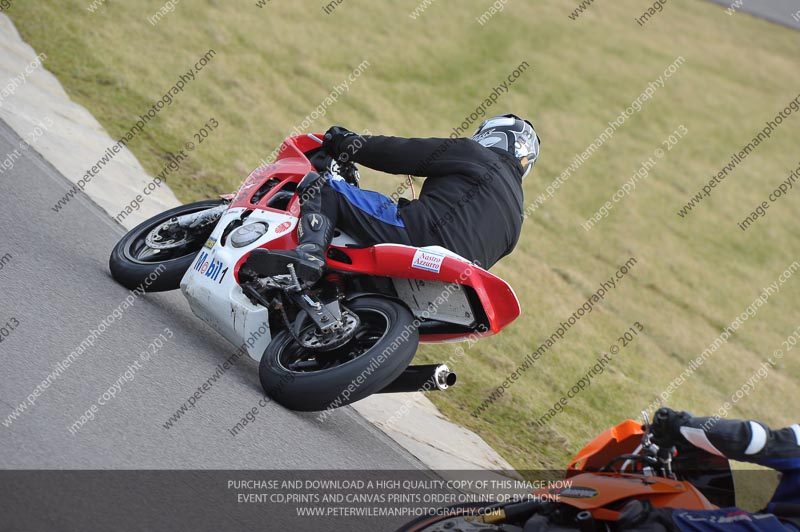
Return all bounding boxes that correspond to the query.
[259,296,418,412]
[109,199,225,292]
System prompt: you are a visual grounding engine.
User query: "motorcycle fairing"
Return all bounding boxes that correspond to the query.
[549,419,734,517]
[568,419,645,473]
[532,472,718,520]
[180,206,296,361]
[321,243,521,341]
[181,132,521,360]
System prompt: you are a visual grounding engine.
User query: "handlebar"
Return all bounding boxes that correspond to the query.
[604,411,676,478]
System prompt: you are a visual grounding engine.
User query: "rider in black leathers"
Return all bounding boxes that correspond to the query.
[247,114,540,283]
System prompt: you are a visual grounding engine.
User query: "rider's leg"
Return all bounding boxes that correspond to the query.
[246,173,411,283]
[321,176,412,246]
[245,171,333,282]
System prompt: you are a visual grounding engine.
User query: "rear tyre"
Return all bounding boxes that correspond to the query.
[259,297,418,412]
[109,199,225,292]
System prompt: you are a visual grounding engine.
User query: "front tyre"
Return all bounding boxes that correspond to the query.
[260,297,418,412]
[109,199,226,292]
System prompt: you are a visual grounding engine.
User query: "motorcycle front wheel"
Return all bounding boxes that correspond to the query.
[259,296,418,412]
[109,199,226,292]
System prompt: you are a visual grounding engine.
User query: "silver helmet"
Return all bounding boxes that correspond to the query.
[472,114,540,178]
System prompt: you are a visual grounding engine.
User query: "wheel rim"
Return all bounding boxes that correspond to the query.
[277,308,391,373]
[123,206,217,264]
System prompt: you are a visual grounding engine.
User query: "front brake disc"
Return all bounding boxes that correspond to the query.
[297,310,360,351]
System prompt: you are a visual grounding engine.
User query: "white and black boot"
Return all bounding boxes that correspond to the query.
[245,172,334,284]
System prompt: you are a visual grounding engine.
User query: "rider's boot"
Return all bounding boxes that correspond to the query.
[245,172,333,284]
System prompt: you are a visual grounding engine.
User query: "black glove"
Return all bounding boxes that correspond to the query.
[323,126,360,162]
[650,408,692,449]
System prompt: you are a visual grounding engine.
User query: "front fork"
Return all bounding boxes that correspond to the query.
[173,203,228,230]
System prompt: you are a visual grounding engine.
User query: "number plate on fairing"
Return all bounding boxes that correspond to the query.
[392,278,475,327]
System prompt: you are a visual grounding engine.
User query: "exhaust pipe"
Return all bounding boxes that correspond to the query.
[378,364,456,394]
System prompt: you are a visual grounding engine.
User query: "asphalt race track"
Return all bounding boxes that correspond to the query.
[708,0,800,29]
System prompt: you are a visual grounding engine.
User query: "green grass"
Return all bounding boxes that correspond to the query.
[9,0,799,500]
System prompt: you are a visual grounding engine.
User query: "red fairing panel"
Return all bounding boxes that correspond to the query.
[326,244,521,337]
[229,134,321,214]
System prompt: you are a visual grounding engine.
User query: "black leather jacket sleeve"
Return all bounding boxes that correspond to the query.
[346,135,499,181]
[679,416,800,467]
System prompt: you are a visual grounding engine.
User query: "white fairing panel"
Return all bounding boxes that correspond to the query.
[180,207,297,361]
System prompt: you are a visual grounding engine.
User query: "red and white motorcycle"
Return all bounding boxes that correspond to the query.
[110,134,521,411]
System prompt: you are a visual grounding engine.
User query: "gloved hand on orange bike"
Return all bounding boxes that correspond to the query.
[650,407,693,449]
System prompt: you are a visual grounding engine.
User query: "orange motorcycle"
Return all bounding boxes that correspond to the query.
[398,412,735,531]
